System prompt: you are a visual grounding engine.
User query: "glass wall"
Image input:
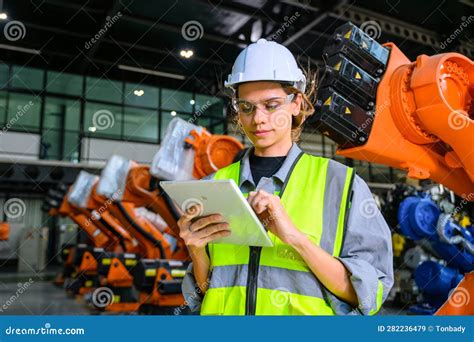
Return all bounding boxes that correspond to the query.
[0,64,227,163]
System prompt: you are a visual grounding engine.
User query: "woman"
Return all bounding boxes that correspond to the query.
[178,38,393,315]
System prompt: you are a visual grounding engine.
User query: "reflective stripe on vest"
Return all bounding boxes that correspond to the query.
[201,154,354,315]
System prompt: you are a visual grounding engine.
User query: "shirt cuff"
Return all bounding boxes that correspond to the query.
[324,257,384,315]
[181,262,204,312]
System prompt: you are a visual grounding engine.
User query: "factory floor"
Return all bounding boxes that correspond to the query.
[0,272,90,315]
[0,271,407,315]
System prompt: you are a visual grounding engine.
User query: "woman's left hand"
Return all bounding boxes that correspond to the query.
[247,189,303,245]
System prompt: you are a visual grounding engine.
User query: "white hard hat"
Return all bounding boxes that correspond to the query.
[225,38,306,93]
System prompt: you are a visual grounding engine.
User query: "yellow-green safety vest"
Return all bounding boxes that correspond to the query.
[201,153,356,315]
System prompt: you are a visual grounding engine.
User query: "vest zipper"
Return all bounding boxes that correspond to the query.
[245,246,262,315]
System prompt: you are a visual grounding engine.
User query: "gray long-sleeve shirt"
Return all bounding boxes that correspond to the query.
[182,143,394,315]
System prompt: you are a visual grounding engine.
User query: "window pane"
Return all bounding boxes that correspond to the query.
[0,91,6,126]
[84,103,122,138]
[123,107,158,142]
[86,77,122,103]
[0,63,8,90]
[44,97,81,131]
[11,66,44,91]
[124,83,158,108]
[41,130,80,162]
[197,117,211,130]
[161,88,193,113]
[195,95,224,117]
[47,71,83,96]
[6,93,41,131]
[160,111,192,141]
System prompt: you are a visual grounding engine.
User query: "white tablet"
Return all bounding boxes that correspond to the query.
[160,179,273,247]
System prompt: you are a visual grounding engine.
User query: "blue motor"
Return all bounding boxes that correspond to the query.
[414,261,463,297]
[398,196,440,240]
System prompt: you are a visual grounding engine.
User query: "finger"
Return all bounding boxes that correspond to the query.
[248,189,269,208]
[190,214,225,232]
[252,197,272,214]
[201,229,232,245]
[195,222,230,239]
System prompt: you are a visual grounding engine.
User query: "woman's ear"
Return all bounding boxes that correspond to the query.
[292,93,302,116]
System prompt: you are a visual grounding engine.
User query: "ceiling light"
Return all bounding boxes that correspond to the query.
[133,89,144,96]
[88,126,97,132]
[190,99,195,105]
[0,13,7,20]
[180,49,194,59]
[170,111,177,116]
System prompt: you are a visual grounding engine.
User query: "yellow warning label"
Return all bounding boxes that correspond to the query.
[125,259,137,266]
[355,72,362,79]
[334,62,341,71]
[145,269,157,277]
[171,269,186,278]
[345,107,351,114]
[102,258,111,265]
[323,96,332,106]
[344,30,351,38]
[113,295,121,304]
[85,280,93,287]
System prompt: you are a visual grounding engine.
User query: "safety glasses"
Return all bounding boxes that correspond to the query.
[231,93,295,115]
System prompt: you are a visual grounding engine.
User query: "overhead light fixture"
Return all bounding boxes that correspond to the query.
[133,89,144,96]
[88,126,97,132]
[118,64,185,80]
[0,13,7,20]
[0,44,41,55]
[170,111,177,116]
[180,49,194,58]
[190,99,195,105]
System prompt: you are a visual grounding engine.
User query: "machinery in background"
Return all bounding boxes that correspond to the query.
[314,22,474,315]
[382,183,473,314]
[313,22,473,200]
[0,222,9,241]
[42,118,244,315]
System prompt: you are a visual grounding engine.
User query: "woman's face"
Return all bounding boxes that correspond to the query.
[237,82,301,151]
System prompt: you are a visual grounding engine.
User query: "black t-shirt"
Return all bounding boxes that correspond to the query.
[249,151,287,185]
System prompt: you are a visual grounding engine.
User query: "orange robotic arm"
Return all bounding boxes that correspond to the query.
[314,22,473,200]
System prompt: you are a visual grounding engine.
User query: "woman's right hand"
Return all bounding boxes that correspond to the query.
[177,204,231,249]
